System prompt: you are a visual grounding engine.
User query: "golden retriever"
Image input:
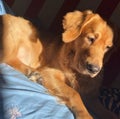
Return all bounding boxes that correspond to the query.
[0,10,118,119]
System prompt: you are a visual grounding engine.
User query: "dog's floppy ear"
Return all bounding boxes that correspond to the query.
[62,10,95,43]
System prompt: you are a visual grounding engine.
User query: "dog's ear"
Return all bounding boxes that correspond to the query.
[62,10,96,43]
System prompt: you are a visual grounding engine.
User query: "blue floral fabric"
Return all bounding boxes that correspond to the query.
[0,63,74,119]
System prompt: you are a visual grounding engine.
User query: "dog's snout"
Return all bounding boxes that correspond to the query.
[86,62,100,74]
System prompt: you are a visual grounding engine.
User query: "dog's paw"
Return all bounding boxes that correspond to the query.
[27,70,43,84]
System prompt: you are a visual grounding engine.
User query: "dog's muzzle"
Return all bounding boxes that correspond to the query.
[86,62,100,74]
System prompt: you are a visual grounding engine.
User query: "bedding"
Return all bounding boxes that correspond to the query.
[0,63,74,119]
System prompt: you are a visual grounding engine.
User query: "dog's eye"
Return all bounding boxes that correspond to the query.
[106,46,111,50]
[87,36,95,44]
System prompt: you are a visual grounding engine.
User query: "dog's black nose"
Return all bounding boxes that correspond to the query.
[86,62,100,74]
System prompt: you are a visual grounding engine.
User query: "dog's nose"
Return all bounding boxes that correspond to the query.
[86,62,100,74]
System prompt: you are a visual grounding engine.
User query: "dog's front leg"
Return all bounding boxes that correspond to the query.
[28,67,93,119]
[5,58,35,75]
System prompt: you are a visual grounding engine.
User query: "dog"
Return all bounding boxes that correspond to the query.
[0,10,118,119]
[35,10,118,119]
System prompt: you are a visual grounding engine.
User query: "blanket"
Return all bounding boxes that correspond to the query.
[0,63,74,119]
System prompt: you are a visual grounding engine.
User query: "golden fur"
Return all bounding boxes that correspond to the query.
[0,14,42,72]
[0,10,118,119]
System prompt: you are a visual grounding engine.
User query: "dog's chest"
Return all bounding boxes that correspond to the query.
[75,74,103,96]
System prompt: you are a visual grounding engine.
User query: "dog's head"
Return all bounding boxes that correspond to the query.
[62,10,113,77]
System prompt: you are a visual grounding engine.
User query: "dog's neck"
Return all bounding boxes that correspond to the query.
[58,43,74,69]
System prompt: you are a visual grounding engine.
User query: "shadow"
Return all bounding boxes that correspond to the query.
[0,13,6,119]
[0,73,5,119]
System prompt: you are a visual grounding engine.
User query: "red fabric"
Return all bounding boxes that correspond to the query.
[24,0,45,18]
[96,0,120,19]
[49,0,81,33]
